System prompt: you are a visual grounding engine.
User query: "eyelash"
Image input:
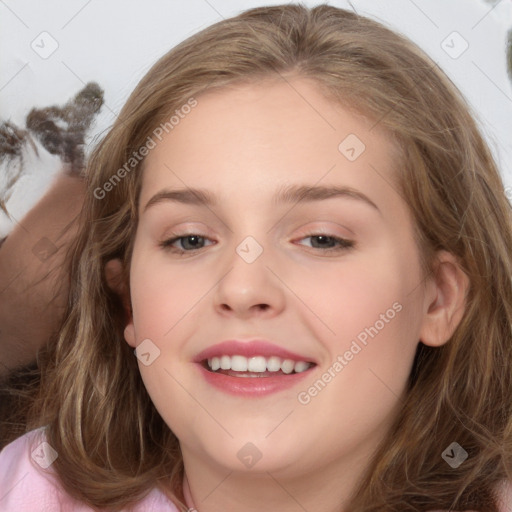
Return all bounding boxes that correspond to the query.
[158,232,355,255]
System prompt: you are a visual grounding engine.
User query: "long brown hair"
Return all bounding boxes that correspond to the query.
[26,4,512,511]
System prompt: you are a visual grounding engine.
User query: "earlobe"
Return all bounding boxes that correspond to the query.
[419,251,470,348]
[104,258,136,347]
[124,324,137,348]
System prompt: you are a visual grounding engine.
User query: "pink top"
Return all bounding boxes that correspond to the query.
[0,427,195,511]
[1,428,511,511]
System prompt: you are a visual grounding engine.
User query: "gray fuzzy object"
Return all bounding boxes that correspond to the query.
[0,82,104,239]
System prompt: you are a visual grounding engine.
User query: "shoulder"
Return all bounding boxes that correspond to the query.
[0,428,181,511]
[0,427,86,511]
[132,487,184,511]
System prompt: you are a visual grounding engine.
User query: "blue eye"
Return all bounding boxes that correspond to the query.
[298,234,354,252]
[159,233,354,254]
[159,234,213,253]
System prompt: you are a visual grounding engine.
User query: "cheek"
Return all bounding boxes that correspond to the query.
[131,263,203,432]
[291,245,423,412]
[317,251,422,409]
[130,259,212,339]
[292,248,418,347]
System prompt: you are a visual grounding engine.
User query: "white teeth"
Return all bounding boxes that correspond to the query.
[206,355,312,374]
[220,355,231,370]
[231,355,248,372]
[247,356,267,372]
[294,361,309,373]
[266,356,281,372]
[281,359,295,374]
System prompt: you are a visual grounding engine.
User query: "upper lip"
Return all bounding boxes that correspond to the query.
[193,339,317,364]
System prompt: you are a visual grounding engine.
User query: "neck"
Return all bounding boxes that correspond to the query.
[181,446,374,512]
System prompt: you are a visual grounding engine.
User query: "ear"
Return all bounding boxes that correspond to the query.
[104,258,136,348]
[419,250,470,347]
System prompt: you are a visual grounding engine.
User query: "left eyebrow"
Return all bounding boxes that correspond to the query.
[143,183,381,214]
[273,184,380,213]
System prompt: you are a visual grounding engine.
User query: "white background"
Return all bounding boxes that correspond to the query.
[1,0,511,225]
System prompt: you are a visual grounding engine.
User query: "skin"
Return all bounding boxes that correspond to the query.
[107,77,469,512]
[0,169,85,377]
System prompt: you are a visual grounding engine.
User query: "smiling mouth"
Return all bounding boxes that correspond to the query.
[201,355,316,377]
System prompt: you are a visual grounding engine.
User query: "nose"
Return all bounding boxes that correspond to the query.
[213,240,286,320]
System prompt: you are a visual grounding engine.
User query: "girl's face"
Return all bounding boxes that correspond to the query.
[123,77,438,489]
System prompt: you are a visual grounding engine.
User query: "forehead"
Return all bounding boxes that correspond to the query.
[138,77,400,210]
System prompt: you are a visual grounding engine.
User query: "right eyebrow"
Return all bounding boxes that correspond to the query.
[143,183,381,216]
[144,187,215,213]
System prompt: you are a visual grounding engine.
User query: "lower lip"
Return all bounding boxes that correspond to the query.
[195,363,314,397]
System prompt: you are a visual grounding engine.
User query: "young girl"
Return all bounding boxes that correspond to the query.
[1,4,511,511]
